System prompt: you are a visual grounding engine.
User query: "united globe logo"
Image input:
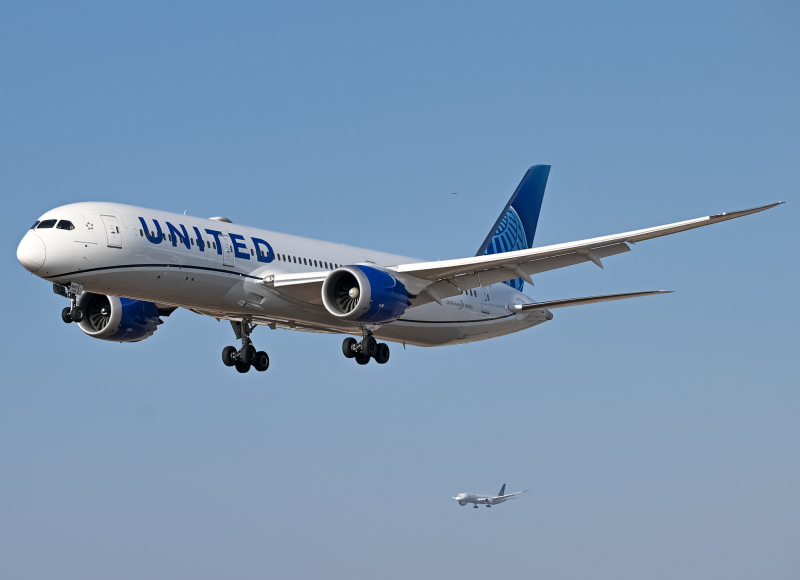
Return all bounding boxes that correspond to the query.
[484,206,528,291]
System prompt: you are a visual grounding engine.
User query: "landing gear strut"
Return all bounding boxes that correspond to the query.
[222,319,269,373]
[54,282,84,323]
[342,327,390,365]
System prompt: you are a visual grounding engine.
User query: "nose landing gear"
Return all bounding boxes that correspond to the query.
[342,328,390,365]
[222,319,269,373]
[54,282,84,323]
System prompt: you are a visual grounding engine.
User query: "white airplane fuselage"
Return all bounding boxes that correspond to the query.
[18,202,547,346]
[454,493,509,507]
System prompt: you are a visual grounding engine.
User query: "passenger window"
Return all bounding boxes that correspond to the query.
[31,221,40,229]
[303,258,307,265]
[251,249,254,256]
[140,229,144,237]
[213,242,216,249]
[313,260,317,267]
[37,219,57,229]
[56,220,75,230]
[191,238,194,245]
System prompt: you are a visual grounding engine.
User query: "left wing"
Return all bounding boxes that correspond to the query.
[259,202,781,307]
[514,290,672,312]
[394,202,781,305]
[494,490,529,500]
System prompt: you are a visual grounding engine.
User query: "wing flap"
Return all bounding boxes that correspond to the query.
[515,290,672,312]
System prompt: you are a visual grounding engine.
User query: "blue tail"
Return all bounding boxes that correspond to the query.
[498,484,506,497]
[476,165,550,291]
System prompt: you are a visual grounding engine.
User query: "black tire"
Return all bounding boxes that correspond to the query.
[342,337,358,358]
[61,307,73,324]
[253,351,270,372]
[240,344,257,365]
[362,335,378,358]
[355,353,370,365]
[222,345,237,367]
[374,343,390,364]
[70,307,84,323]
[235,361,251,373]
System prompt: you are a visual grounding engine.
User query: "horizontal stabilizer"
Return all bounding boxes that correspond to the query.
[513,290,672,312]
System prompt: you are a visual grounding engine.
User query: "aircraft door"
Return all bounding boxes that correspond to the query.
[100,215,122,248]
[220,234,235,267]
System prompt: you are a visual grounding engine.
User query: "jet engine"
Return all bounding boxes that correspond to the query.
[75,293,164,342]
[321,265,410,324]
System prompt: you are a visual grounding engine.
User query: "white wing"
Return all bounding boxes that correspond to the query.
[395,202,782,305]
[493,490,529,500]
[259,202,781,306]
[514,290,672,312]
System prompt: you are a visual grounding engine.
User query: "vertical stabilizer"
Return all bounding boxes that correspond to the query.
[498,484,506,497]
[476,165,550,290]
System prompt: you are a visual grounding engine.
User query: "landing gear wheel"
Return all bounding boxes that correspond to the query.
[222,346,237,367]
[70,307,84,323]
[473,505,478,509]
[240,344,257,366]
[61,307,73,324]
[362,335,378,358]
[355,353,371,365]
[342,337,358,359]
[374,343,390,364]
[253,351,270,372]
[235,361,251,373]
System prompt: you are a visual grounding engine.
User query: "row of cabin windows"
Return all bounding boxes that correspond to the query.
[31,221,343,271]
[275,253,340,270]
[136,228,342,269]
[33,219,74,230]
[462,289,478,298]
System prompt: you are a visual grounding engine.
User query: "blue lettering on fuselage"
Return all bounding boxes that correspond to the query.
[251,237,274,263]
[204,229,224,254]
[166,222,190,249]
[138,219,276,262]
[229,233,249,260]
[193,226,205,252]
[139,217,163,244]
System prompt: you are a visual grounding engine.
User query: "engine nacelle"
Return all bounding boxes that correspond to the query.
[76,293,163,342]
[321,265,409,324]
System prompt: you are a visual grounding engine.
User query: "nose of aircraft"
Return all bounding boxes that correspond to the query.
[17,231,46,272]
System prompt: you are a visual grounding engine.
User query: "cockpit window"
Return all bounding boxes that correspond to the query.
[31,221,40,230]
[37,219,57,229]
[56,220,75,230]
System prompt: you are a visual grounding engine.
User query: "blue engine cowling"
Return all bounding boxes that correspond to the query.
[76,293,163,342]
[321,265,409,324]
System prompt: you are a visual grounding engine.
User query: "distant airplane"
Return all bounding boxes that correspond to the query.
[454,484,528,508]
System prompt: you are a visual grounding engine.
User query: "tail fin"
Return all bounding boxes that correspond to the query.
[498,484,506,497]
[476,165,550,291]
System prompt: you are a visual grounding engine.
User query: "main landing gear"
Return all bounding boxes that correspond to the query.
[341,328,390,365]
[222,319,269,374]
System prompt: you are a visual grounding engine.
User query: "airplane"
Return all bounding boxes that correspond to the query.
[454,484,528,508]
[16,165,782,373]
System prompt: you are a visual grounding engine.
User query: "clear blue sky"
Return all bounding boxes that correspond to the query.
[1,2,798,578]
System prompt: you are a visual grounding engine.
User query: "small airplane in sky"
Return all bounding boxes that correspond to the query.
[454,484,528,508]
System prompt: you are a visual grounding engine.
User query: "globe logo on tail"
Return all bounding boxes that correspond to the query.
[484,207,527,291]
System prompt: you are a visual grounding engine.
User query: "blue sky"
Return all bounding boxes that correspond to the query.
[1,1,798,578]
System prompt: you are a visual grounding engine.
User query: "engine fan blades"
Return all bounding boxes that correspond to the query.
[86,295,111,331]
[335,282,359,313]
